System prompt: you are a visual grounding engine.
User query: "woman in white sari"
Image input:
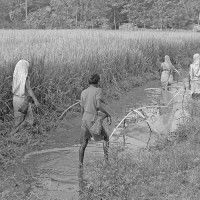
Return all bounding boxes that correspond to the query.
[160,55,175,105]
[160,55,175,89]
[12,60,40,129]
[189,53,200,99]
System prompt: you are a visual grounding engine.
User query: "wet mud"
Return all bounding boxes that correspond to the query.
[21,79,190,200]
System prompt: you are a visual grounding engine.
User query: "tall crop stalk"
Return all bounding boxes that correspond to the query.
[0,29,200,116]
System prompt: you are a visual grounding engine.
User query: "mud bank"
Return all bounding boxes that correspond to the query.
[4,79,190,200]
[21,80,162,200]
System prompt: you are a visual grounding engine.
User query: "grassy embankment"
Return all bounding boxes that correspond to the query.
[81,100,200,200]
[1,29,200,199]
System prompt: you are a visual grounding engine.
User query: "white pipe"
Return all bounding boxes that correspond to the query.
[109,111,134,139]
[54,83,183,140]
[55,101,80,127]
[109,89,182,140]
[109,109,147,140]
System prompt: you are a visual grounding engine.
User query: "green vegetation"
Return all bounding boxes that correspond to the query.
[81,100,200,200]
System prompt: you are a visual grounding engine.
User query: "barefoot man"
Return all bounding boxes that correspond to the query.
[79,73,112,168]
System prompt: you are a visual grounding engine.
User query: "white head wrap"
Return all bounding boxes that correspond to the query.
[164,55,173,69]
[191,54,200,77]
[12,60,29,96]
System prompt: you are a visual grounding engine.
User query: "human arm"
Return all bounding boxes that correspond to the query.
[171,64,176,75]
[188,74,191,90]
[81,106,84,117]
[96,89,112,125]
[25,78,40,107]
[97,99,112,125]
[159,63,163,79]
[100,98,108,105]
[189,65,192,90]
[189,65,193,80]
[80,94,84,117]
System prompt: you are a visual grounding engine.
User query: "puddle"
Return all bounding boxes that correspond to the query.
[21,80,191,200]
[23,142,106,200]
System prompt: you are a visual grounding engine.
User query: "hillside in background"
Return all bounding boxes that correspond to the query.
[0,0,200,30]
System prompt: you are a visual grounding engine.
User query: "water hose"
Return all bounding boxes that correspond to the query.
[109,111,134,140]
[109,89,182,141]
[53,78,185,148]
[53,85,183,146]
[54,88,182,140]
[109,108,153,147]
[54,100,119,129]
[54,101,80,128]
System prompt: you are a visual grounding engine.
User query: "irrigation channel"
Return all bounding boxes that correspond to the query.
[22,78,191,200]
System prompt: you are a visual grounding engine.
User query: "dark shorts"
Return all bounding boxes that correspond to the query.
[80,120,109,144]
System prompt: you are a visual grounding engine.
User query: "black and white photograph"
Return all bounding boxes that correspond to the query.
[0,0,200,199]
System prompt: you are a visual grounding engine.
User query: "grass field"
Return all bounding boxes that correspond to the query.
[1,29,200,162]
[1,29,200,111]
[1,29,200,199]
[81,101,200,200]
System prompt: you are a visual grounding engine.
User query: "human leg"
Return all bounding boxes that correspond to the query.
[102,126,109,162]
[103,140,109,162]
[12,96,26,134]
[12,96,33,134]
[79,120,91,167]
[79,139,89,168]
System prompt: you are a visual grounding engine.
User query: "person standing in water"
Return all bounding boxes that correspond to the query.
[159,55,175,105]
[12,60,40,132]
[79,73,111,168]
[160,55,175,89]
[189,53,200,99]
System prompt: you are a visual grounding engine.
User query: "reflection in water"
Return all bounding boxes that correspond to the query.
[23,142,105,200]
[22,82,189,200]
[78,168,88,198]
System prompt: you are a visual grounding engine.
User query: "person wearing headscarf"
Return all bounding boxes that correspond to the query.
[189,53,200,99]
[12,60,40,129]
[159,55,175,105]
[160,55,175,89]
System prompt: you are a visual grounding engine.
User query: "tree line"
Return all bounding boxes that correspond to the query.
[0,0,200,29]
